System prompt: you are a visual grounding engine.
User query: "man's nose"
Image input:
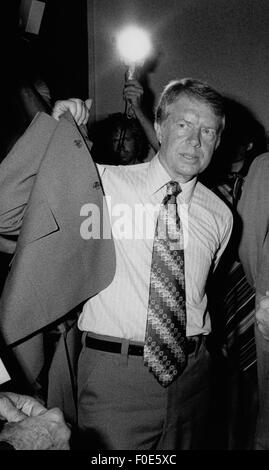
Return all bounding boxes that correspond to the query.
[188,129,201,148]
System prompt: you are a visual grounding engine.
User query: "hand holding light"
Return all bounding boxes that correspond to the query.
[116,26,151,118]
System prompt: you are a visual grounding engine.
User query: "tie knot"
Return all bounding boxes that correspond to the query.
[166,181,181,197]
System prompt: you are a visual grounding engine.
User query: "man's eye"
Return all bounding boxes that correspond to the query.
[178,122,187,129]
[202,128,216,139]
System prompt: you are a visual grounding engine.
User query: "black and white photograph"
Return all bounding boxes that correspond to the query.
[0,0,269,458]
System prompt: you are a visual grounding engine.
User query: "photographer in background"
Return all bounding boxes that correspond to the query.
[91,78,159,165]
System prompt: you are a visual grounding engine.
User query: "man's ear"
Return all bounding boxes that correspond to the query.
[154,122,162,144]
[85,98,93,111]
[215,117,225,149]
[215,135,221,150]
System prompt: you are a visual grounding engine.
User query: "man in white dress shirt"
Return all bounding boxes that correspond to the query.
[53,78,232,450]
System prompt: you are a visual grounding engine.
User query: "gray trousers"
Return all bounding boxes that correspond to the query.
[77,332,211,450]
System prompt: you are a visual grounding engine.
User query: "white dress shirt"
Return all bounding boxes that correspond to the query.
[78,155,233,341]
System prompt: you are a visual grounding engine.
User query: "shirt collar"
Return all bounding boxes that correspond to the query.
[147,154,197,204]
[97,163,106,177]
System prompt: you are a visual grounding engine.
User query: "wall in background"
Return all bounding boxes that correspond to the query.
[87,0,269,133]
[38,0,88,101]
[1,0,88,159]
[4,0,88,102]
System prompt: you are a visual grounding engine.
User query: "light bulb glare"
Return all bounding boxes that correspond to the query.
[117,26,151,66]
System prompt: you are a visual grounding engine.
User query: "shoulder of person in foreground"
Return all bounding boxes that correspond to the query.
[237,152,269,235]
[241,152,269,192]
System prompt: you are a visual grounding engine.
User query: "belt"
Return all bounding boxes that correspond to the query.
[85,334,203,356]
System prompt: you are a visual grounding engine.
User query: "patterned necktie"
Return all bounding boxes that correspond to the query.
[144,181,187,387]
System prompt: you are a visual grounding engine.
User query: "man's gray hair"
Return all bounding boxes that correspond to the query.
[155,78,226,130]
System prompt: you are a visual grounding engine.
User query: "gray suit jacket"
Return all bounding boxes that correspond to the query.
[238,152,269,295]
[0,111,115,421]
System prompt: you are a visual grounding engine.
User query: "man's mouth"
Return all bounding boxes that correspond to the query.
[180,153,198,160]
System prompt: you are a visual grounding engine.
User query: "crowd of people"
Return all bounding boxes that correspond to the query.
[0,46,269,451]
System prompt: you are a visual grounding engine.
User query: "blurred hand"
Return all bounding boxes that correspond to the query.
[0,392,46,423]
[0,407,71,450]
[52,98,92,125]
[256,291,269,341]
[123,79,144,114]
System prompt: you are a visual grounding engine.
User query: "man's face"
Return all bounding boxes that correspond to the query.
[155,94,223,183]
[112,127,137,165]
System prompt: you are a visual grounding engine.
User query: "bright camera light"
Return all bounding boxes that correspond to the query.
[116,26,151,66]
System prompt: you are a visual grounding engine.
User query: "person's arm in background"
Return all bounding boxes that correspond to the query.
[0,392,70,450]
[123,79,159,153]
[19,81,51,123]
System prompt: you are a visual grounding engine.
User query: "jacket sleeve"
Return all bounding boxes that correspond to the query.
[238,153,269,291]
[0,112,57,253]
